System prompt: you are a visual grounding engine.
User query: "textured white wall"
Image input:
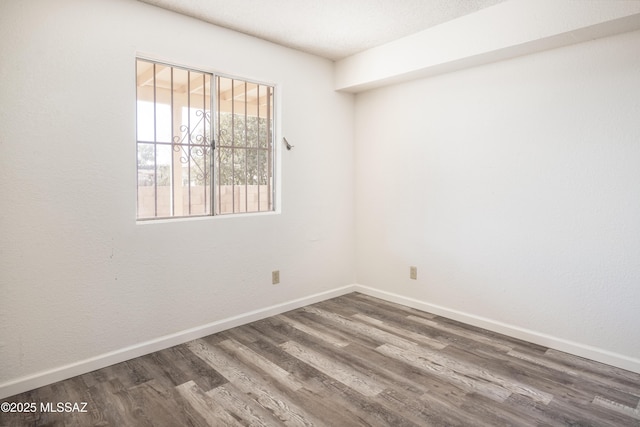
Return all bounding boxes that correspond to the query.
[0,0,355,387]
[355,30,640,365]
[2,0,639,396]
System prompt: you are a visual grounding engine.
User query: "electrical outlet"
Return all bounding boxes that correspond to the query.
[272,270,280,285]
[410,266,417,280]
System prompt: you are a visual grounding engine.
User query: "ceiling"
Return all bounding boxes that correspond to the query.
[137,0,508,60]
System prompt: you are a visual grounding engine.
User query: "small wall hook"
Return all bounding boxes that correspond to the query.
[283,137,294,151]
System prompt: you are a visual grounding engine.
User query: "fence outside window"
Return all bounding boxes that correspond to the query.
[136,58,275,220]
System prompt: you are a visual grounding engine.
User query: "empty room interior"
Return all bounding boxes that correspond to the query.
[1,0,640,425]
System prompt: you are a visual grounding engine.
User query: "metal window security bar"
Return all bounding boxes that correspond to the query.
[215,76,274,215]
[136,59,275,219]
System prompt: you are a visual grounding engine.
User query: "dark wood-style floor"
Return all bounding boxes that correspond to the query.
[2,292,639,426]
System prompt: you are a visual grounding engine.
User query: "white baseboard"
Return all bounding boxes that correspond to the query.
[3,283,638,400]
[353,284,640,374]
[0,285,356,400]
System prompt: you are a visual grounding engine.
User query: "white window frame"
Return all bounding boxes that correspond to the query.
[135,57,277,221]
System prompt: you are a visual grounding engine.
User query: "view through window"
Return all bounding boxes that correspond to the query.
[136,59,275,219]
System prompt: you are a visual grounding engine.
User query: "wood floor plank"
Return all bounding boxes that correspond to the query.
[546,393,637,427]
[176,381,243,427]
[352,313,448,350]
[377,343,514,402]
[545,348,640,396]
[470,343,640,411]
[375,388,473,427]
[206,382,285,426]
[187,339,321,426]
[61,376,107,427]
[84,379,137,427]
[280,340,385,397]
[348,292,438,320]
[277,312,452,398]
[302,305,421,350]
[128,379,206,427]
[217,338,305,392]
[275,313,351,348]
[408,314,514,353]
[3,292,640,426]
[457,393,542,427]
[593,396,640,421]
[152,344,228,391]
[105,378,154,427]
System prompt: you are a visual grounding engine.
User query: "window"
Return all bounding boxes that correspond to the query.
[136,58,275,219]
